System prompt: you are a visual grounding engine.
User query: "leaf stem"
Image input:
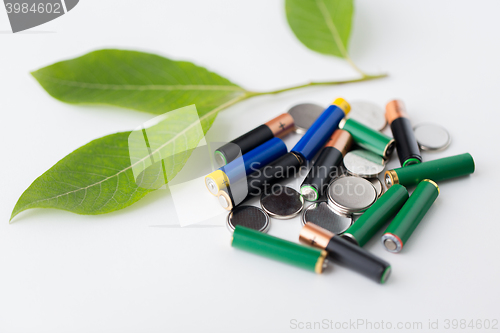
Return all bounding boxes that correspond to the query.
[244,73,387,98]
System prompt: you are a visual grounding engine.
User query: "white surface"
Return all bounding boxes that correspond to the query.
[1,1,499,332]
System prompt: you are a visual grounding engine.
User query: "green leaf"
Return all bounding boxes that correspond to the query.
[13,50,250,220]
[31,49,248,131]
[285,0,354,59]
[11,105,205,220]
[11,132,151,220]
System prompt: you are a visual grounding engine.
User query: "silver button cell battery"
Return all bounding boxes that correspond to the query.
[327,176,378,216]
[369,177,385,199]
[226,206,270,233]
[287,103,325,134]
[413,123,451,151]
[302,202,353,234]
[343,149,386,178]
[347,101,387,131]
[260,185,304,219]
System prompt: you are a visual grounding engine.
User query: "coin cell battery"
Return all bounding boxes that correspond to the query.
[347,101,387,131]
[369,177,385,199]
[287,103,325,134]
[413,123,451,151]
[260,185,304,219]
[226,206,270,233]
[327,176,378,216]
[302,202,353,235]
[343,149,386,178]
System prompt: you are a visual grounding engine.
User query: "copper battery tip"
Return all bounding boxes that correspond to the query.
[385,99,408,125]
[332,98,351,115]
[265,113,295,138]
[299,222,334,250]
[324,129,353,157]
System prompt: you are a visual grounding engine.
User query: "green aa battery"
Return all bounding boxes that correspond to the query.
[342,184,409,247]
[385,153,475,188]
[381,180,439,253]
[340,118,395,159]
[231,225,327,273]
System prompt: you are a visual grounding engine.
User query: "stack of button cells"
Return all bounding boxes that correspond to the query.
[207,98,475,284]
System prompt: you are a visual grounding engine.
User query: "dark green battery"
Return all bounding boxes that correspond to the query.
[385,153,475,188]
[231,225,327,273]
[342,184,409,247]
[381,180,439,253]
[340,118,395,159]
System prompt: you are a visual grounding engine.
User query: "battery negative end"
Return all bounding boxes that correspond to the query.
[380,266,392,284]
[217,191,233,211]
[381,233,403,253]
[384,170,398,188]
[214,151,227,167]
[403,158,421,167]
[205,177,219,195]
[384,139,396,158]
[300,186,318,202]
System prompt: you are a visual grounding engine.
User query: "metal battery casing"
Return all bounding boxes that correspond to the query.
[413,123,451,151]
[340,118,394,159]
[260,185,304,219]
[232,225,328,274]
[342,184,409,247]
[302,202,353,235]
[226,205,270,233]
[385,153,475,188]
[369,177,385,199]
[348,101,387,131]
[287,103,325,134]
[381,180,439,253]
[343,149,386,178]
[327,176,378,216]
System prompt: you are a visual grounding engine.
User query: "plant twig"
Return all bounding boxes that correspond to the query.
[244,73,387,98]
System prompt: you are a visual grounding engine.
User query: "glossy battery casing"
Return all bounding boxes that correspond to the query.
[383,180,439,248]
[325,236,391,284]
[341,118,394,158]
[391,117,422,166]
[343,184,409,247]
[386,153,475,188]
[222,137,287,179]
[291,105,346,161]
[300,147,343,201]
[232,225,327,273]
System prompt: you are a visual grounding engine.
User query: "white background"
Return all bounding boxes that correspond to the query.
[1,1,499,332]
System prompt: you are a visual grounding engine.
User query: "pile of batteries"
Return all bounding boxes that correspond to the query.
[205,98,475,284]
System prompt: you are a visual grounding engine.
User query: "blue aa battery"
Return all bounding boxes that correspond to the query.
[224,137,287,177]
[291,98,350,162]
[205,137,287,195]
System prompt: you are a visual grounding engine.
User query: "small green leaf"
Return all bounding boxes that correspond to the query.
[285,0,354,59]
[31,49,247,130]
